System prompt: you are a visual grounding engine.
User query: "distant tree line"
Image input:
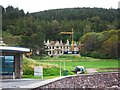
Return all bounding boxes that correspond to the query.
[80,30,119,59]
[1,6,120,58]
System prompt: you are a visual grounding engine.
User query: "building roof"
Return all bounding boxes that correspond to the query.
[45,40,72,46]
[0,46,30,52]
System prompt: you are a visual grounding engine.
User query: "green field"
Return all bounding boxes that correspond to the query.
[35,55,119,71]
[23,55,119,79]
[41,60,118,71]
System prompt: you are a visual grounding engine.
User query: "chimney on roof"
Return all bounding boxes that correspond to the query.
[60,40,63,45]
[47,39,50,44]
[66,39,70,45]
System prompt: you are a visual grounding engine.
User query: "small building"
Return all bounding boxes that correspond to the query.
[0,46,30,79]
[44,39,79,56]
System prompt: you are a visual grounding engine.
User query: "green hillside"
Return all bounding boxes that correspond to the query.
[2,6,120,59]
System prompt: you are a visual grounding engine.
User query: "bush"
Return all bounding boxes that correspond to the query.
[23,66,34,75]
[58,54,80,60]
[90,51,100,58]
[90,51,108,59]
[23,66,60,76]
[80,30,119,59]
[23,57,60,76]
[43,68,59,76]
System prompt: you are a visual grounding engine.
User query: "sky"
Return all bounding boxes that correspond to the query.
[0,0,120,13]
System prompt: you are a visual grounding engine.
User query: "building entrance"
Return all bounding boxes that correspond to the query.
[0,56,14,75]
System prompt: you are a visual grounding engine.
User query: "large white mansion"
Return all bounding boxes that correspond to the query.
[44,39,80,56]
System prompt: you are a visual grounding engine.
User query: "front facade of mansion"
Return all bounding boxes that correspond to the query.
[44,40,80,56]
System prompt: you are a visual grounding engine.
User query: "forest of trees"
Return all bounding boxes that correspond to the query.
[1,6,120,58]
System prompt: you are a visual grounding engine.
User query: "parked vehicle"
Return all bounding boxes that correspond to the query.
[72,66,85,74]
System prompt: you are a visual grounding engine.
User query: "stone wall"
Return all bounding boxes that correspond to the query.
[33,72,120,89]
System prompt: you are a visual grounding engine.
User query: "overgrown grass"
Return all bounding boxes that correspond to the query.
[23,57,60,78]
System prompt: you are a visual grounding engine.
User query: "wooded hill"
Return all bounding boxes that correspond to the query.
[2,6,119,58]
[32,8,117,22]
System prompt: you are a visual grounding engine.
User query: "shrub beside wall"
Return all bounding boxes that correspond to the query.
[23,57,60,77]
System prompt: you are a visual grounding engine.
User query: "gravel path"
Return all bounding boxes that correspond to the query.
[86,68,98,73]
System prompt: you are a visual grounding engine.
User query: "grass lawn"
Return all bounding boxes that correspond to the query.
[36,55,119,71]
[39,60,119,71]
[23,55,119,79]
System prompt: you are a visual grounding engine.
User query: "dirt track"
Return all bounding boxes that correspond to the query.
[86,68,98,73]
